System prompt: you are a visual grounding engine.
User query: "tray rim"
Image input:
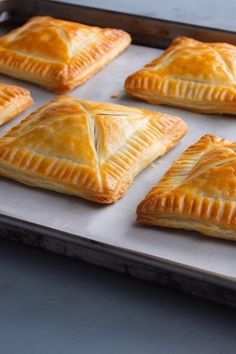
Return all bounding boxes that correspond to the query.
[2,212,236,307]
[1,213,236,286]
[37,0,236,35]
[5,0,236,47]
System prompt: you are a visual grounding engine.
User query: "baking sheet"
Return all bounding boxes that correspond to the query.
[1,42,236,280]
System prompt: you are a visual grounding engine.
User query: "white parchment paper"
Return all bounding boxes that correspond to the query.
[1,44,236,279]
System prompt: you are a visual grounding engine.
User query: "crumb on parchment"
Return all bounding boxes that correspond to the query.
[111,91,120,98]
[150,161,162,168]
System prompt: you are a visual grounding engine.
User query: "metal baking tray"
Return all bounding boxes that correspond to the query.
[1,0,236,306]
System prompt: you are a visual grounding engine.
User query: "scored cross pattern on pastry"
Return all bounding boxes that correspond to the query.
[0,16,131,92]
[125,37,236,114]
[0,96,187,203]
[137,134,236,240]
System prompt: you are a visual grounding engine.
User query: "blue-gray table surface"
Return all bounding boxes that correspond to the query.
[2,1,236,353]
[1,239,236,354]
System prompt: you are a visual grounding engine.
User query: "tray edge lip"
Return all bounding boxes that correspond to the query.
[5,0,236,40]
[1,212,236,290]
[36,0,236,36]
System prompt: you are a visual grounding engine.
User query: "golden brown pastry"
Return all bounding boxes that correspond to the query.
[137,134,236,240]
[125,37,236,114]
[0,83,33,126]
[0,16,131,92]
[0,95,187,203]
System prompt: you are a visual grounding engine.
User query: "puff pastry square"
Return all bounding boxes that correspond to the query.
[137,134,236,240]
[0,16,131,92]
[0,83,33,126]
[125,37,236,114]
[0,95,187,203]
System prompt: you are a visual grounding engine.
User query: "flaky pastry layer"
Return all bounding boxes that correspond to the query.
[137,134,236,240]
[0,82,33,126]
[0,95,187,203]
[125,37,236,114]
[0,16,131,92]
